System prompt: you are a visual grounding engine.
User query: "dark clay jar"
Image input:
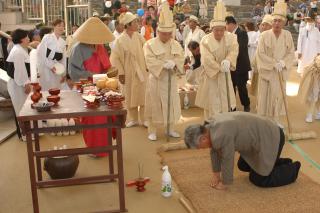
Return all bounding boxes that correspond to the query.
[44,155,79,179]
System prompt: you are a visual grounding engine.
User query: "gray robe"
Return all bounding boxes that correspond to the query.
[207,112,280,184]
[68,42,94,82]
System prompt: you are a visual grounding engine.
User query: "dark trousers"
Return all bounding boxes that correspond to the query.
[0,59,5,70]
[238,128,299,187]
[12,108,22,139]
[233,82,250,107]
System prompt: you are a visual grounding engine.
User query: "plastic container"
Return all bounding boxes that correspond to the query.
[161,165,172,197]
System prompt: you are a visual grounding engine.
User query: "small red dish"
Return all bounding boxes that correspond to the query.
[48,88,60,96]
[47,95,60,106]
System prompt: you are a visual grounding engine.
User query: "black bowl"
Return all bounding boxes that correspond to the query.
[33,102,54,112]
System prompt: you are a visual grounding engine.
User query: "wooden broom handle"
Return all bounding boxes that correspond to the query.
[277,71,292,134]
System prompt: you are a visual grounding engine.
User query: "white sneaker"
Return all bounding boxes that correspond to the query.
[168,131,180,138]
[126,121,139,128]
[315,112,320,120]
[148,133,157,141]
[305,113,313,123]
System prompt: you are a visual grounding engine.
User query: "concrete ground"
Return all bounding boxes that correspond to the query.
[0,70,320,213]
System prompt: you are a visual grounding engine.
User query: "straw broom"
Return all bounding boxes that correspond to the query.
[277,71,317,141]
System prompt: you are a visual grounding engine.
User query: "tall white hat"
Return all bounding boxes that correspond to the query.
[272,0,287,21]
[210,0,227,28]
[158,1,175,32]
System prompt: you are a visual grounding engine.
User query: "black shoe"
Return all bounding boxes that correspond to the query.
[292,161,301,180]
[244,105,250,112]
[275,158,293,166]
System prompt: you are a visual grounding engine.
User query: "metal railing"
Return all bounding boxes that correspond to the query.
[1,0,91,34]
[23,0,43,22]
[64,0,92,35]
[3,0,22,10]
[65,3,91,35]
[45,0,64,24]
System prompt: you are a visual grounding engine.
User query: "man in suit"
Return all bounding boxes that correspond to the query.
[184,112,301,190]
[225,16,251,112]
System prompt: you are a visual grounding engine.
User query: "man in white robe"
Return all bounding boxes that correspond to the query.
[184,15,205,59]
[297,14,320,75]
[111,12,148,128]
[143,2,184,141]
[195,0,238,121]
[250,14,273,96]
[255,2,295,125]
[109,20,124,50]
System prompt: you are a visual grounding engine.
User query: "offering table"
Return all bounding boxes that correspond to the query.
[17,90,127,213]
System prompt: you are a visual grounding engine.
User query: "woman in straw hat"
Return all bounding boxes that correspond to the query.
[110,12,148,128]
[195,0,238,121]
[69,17,113,82]
[37,19,67,91]
[255,0,295,126]
[143,1,184,141]
[69,17,115,157]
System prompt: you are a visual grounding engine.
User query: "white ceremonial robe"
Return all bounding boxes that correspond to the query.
[6,44,30,114]
[297,26,320,74]
[144,37,184,127]
[110,32,148,123]
[196,32,239,120]
[37,33,67,91]
[110,30,122,50]
[255,29,295,119]
[247,31,259,62]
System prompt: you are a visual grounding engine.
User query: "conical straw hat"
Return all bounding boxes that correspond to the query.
[73,17,115,44]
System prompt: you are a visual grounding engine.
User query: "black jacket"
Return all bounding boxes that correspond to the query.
[0,36,8,60]
[231,27,251,84]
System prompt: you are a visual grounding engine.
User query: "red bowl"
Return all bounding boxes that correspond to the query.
[48,88,60,96]
[47,95,60,105]
[31,92,41,103]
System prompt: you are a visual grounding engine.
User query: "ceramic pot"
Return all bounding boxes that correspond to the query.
[44,155,79,179]
[33,84,42,93]
[31,92,41,103]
